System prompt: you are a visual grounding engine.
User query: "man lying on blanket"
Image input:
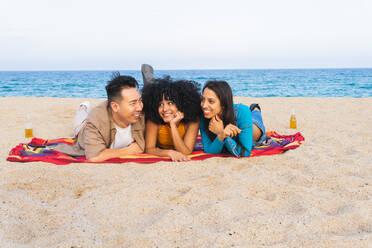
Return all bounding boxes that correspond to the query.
[55,73,145,162]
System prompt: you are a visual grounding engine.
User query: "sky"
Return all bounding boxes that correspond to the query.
[1,0,372,70]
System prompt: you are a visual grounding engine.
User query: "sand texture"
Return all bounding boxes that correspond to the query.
[1,97,371,247]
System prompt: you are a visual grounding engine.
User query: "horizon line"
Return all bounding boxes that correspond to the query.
[1,66,372,72]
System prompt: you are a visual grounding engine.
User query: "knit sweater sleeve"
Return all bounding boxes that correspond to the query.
[199,117,224,154]
[223,104,253,157]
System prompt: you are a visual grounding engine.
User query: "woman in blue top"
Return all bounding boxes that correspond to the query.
[200,80,267,157]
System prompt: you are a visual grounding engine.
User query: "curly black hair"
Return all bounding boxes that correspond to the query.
[142,76,202,125]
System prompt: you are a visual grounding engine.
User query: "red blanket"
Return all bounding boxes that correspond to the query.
[7,132,304,165]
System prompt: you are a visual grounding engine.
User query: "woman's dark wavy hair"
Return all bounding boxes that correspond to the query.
[202,80,235,139]
[142,76,202,125]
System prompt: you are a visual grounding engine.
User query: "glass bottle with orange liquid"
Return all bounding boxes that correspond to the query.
[25,113,33,139]
[290,108,297,129]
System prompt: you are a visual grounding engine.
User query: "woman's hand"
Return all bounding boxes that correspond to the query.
[168,150,191,162]
[170,111,184,126]
[224,124,241,138]
[209,115,226,141]
[209,115,224,135]
[209,116,241,141]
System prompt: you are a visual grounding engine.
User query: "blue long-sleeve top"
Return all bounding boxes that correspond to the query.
[199,103,253,157]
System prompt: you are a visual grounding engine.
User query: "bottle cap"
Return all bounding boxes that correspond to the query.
[291,108,296,115]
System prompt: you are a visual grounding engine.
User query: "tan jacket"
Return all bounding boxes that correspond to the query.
[55,101,145,159]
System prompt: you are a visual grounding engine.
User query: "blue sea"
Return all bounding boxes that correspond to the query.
[0,68,371,98]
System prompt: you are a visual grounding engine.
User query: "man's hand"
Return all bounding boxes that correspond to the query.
[88,142,143,162]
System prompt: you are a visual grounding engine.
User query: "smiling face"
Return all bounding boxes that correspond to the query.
[201,88,222,119]
[111,87,143,127]
[158,95,179,123]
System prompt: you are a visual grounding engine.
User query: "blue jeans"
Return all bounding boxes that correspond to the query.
[251,109,267,147]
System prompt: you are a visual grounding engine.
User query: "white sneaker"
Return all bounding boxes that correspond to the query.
[79,101,90,112]
[73,101,90,136]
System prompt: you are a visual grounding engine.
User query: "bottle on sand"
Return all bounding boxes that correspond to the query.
[290,108,297,129]
[25,113,33,139]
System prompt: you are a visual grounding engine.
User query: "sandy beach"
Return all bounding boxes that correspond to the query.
[1,97,371,247]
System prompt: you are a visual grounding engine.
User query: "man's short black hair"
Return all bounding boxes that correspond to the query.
[105,72,139,106]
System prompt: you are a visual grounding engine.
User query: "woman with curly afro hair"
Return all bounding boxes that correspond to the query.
[142,77,202,162]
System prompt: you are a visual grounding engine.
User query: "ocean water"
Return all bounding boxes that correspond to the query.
[0,68,371,98]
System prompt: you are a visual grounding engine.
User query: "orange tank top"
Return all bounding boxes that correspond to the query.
[157,123,186,149]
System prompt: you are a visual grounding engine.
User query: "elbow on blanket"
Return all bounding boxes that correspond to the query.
[233,148,251,157]
[87,155,103,163]
[203,147,220,154]
[86,150,105,163]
